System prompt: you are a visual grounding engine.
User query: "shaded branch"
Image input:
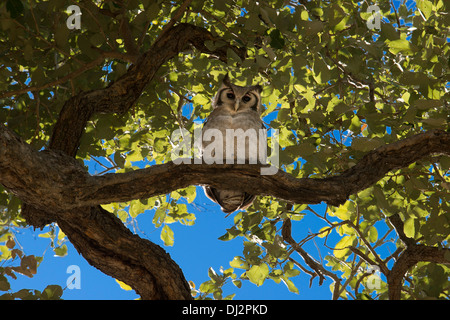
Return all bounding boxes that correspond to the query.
[56,205,192,300]
[79,129,450,207]
[386,213,450,299]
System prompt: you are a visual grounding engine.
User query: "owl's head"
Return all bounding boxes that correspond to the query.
[212,74,262,114]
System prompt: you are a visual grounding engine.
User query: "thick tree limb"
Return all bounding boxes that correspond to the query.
[56,205,192,300]
[1,127,449,213]
[0,123,193,299]
[387,243,450,300]
[84,129,450,206]
[2,126,448,300]
[35,22,244,299]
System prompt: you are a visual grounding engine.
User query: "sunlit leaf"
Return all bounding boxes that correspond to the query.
[245,263,269,286]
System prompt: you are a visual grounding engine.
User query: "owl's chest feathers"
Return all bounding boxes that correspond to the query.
[202,108,264,162]
[204,110,261,131]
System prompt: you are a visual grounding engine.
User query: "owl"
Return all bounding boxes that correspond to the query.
[200,74,266,216]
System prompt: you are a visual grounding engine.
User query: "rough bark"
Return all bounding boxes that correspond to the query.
[56,206,192,300]
[1,126,448,212]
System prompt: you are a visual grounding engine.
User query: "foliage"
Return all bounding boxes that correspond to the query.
[0,0,449,299]
[0,225,64,299]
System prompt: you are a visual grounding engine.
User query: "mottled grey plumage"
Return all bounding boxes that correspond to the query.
[201,74,265,216]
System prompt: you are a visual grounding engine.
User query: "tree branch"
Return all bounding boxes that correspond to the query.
[1,126,449,300]
[56,205,192,300]
[282,218,342,297]
[49,23,246,156]
[65,129,450,208]
[387,244,450,300]
[386,213,450,299]
[1,126,449,214]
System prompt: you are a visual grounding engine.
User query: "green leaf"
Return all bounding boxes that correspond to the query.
[421,118,447,128]
[54,244,68,257]
[282,277,299,294]
[417,0,433,19]
[229,256,249,270]
[232,280,242,288]
[41,285,63,300]
[227,48,242,65]
[269,29,285,49]
[403,217,415,238]
[313,57,332,84]
[334,235,354,259]
[413,99,442,110]
[283,261,300,278]
[90,33,105,47]
[387,39,413,55]
[439,156,450,171]
[349,115,362,132]
[368,226,378,243]
[54,27,70,50]
[245,263,269,286]
[208,267,221,283]
[199,280,216,294]
[129,199,146,218]
[329,201,354,220]
[160,225,174,246]
[114,151,125,168]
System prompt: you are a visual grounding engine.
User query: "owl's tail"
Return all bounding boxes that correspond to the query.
[204,186,255,216]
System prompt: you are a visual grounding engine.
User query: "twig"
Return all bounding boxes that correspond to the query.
[78,2,117,51]
[347,220,389,275]
[390,0,402,29]
[154,0,193,43]
[0,51,133,99]
[282,218,342,289]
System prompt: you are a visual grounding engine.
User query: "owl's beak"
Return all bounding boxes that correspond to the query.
[234,99,240,111]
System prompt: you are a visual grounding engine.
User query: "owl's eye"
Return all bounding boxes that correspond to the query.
[226,93,235,99]
[242,95,251,103]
